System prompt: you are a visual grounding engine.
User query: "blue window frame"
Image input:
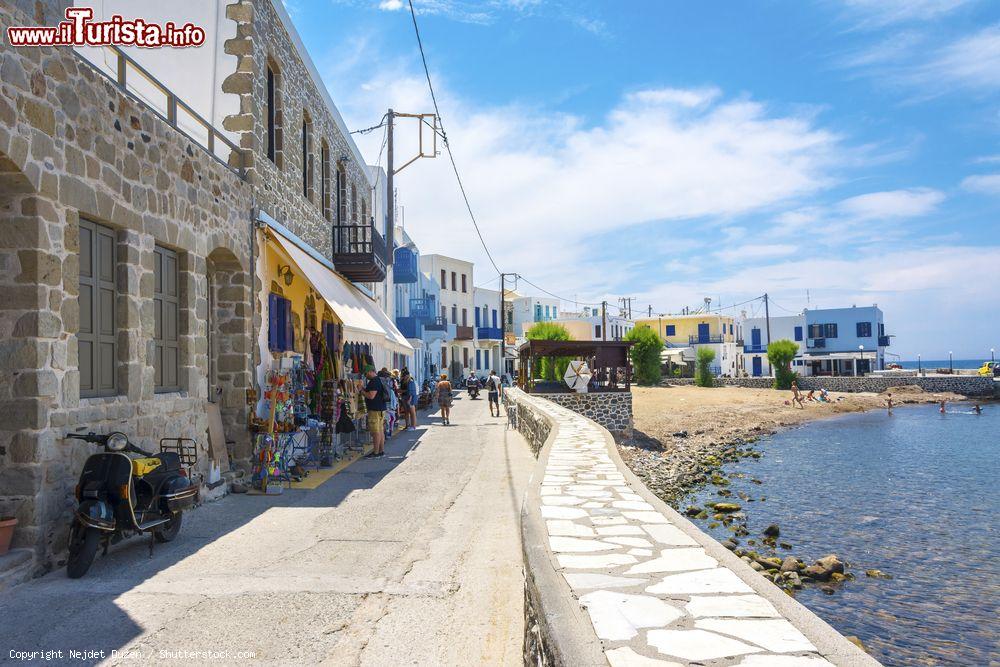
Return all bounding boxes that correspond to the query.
[545,305,550,318]
[665,324,676,336]
[535,304,542,321]
[794,326,803,341]
[475,349,481,370]
[475,307,481,327]
[856,321,872,338]
[553,307,557,319]
[751,328,761,346]
[824,323,838,339]
[492,309,497,328]
[268,293,293,352]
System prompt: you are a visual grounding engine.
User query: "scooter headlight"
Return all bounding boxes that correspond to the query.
[107,432,129,452]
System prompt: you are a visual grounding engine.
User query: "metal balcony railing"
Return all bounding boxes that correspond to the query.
[424,316,448,332]
[689,334,724,344]
[331,221,387,282]
[477,327,503,340]
[395,316,421,339]
[393,247,419,284]
[878,336,891,347]
[744,344,767,353]
[75,45,245,178]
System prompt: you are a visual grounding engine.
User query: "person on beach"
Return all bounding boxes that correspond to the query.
[805,389,816,402]
[790,381,805,409]
[973,404,982,415]
[885,392,894,413]
[437,373,454,425]
[939,400,947,414]
[818,388,830,402]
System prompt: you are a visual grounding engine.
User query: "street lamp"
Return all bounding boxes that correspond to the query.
[949,351,953,373]
[858,344,865,376]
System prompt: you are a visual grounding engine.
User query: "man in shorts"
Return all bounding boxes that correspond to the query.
[363,366,387,458]
[486,369,502,418]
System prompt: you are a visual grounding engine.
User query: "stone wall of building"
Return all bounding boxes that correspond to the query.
[223,0,375,259]
[665,376,996,396]
[538,392,634,439]
[0,0,255,576]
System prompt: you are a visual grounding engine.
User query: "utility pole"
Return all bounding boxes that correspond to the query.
[763,293,771,345]
[499,272,516,379]
[385,109,394,260]
[648,305,652,317]
[601,300,607,341]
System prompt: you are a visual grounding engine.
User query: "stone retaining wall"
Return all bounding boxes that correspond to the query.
[666,376,996,396]
[538,392,634,439]
[510,387,878,666]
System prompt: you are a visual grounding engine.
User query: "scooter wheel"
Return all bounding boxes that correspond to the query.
[154,512,182,543]
[66,523,100,579]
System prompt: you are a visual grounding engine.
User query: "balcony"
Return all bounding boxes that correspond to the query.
[424,316,449,332]
[395,316,421,339]
[689,334,724,345]
[393,247,419,284]
[808,338,827,349]
[878,335,891,347]
[477,327,503,340]
[332,222,386,283]
[744,344,767,354]
[409,296,435,320]
[455,325,474,340]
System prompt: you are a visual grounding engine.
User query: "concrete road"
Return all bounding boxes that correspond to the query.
[0,393,534,666]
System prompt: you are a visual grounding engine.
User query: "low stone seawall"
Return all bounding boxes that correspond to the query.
[508,387,878,667]
[666,376,996,396]
[537,392,634,439]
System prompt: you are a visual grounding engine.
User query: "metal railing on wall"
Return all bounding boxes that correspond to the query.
[74,45,246,179]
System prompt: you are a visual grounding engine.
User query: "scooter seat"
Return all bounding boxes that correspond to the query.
[152,451,181,471]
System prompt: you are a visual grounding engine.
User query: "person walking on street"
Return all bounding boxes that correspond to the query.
[487,369,502,418]
[400,370,418,429]
[363,366,387,458]
[437,373,454,425]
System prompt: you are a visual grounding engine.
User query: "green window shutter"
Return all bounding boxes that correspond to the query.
[154,245,181,392]
[79,219,117,397]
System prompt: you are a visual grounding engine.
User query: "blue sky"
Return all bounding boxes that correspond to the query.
[286,0,999,359]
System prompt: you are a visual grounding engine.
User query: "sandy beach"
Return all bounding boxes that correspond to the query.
[619,383,965,505]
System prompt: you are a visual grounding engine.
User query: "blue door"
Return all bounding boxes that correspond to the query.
[752,357,762,377]
[751,328,761,348]
[698,323,710,343]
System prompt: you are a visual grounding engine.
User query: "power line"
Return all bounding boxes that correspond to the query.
[350,115,388,135]
[407,0,502,275]
[515,274,604,307]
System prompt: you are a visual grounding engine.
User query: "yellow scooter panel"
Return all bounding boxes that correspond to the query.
[132,457,161,476]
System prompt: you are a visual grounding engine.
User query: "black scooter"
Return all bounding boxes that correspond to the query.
[65,432,199,578]
[467,376,481,399]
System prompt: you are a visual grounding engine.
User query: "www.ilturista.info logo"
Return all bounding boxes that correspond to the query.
[7,7,206,48]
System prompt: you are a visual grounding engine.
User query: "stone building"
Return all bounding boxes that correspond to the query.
[0,0,398,583]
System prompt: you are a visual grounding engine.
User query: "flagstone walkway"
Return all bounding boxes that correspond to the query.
[521,394,868,666]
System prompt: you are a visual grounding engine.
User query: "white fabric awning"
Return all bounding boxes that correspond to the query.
[268,229,413,354]
[800,352,867,360]
[661,347,693,360]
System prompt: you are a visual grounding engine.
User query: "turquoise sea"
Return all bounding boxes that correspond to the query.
[682,404,999,666]
[895,358,989,370]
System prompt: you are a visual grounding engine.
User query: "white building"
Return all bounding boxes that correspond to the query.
[419,254,476,378]
[507,293,561,336]
[473,287,503,376]
[556,307,636,342]
[741,313,804,377]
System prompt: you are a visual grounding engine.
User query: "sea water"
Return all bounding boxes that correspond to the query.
[681,403,999,666]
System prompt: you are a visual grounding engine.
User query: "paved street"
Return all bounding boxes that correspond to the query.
[0,394,534,666]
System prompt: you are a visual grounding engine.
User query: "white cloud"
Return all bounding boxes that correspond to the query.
[378,0,403,10]
[961,173,1000,194]
[912,24,1000,92]
[839,0,975,27]
[836,188,944,220]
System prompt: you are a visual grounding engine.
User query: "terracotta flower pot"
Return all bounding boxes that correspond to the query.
[0,517,17,556]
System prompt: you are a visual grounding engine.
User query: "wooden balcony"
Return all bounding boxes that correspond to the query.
[455,325,474,340]
[332,222,386,283]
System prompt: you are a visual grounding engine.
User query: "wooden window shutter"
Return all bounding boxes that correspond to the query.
[79,219,117,397]
[154,246,180,391]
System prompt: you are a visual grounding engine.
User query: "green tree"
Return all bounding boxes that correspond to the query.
[767,339,799,389]
[624,326,664,385]
[525,321,572,381]
[695,347,716,387]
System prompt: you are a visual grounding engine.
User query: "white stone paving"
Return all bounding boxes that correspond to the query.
[521,394,837,666]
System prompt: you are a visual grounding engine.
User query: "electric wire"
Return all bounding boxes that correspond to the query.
[407,0,502,275]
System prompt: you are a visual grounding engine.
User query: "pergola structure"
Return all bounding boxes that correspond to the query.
[517,340,633,393]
